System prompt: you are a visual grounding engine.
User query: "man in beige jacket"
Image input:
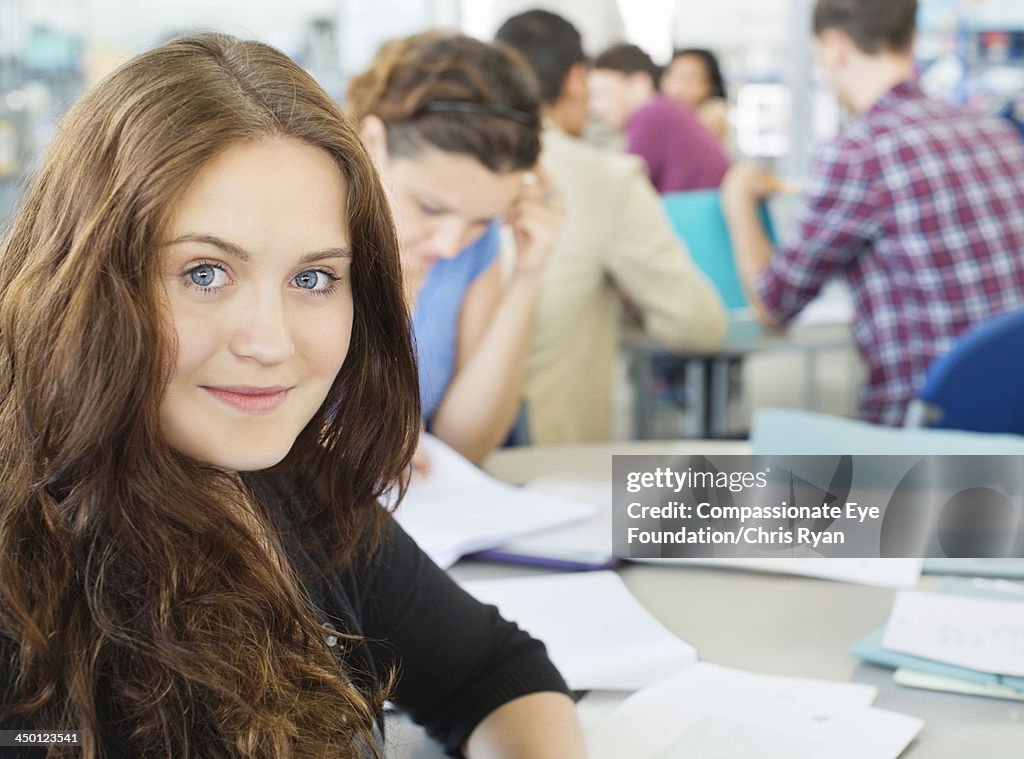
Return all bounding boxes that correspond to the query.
[496,9,727,444]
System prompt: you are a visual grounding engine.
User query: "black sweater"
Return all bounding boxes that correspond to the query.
[0,516,569,757]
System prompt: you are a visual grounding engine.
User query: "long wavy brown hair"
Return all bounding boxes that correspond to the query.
[0,32,419,758]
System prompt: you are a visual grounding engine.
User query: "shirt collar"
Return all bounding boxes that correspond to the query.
[868,79,923,117]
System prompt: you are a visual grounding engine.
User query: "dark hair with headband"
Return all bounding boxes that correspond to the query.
[346,31,542,173]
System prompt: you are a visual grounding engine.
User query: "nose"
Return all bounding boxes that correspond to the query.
[227,286,295,365]
[425,217,475,260]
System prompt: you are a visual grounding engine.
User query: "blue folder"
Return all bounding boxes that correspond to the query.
[922,558,1024,578]
[852,577,1024,692]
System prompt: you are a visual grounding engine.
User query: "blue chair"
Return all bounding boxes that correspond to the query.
[646,191,778,438]
[661,189,777,311]
[905,307,1024,434]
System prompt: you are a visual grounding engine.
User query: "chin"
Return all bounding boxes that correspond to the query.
[234,451,292,472]
[200,444,293,473]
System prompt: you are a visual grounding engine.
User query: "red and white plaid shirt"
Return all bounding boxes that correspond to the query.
[758,80,1024,425]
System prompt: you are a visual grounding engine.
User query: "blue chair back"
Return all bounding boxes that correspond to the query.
[661,190,777,311]
[907,307,1024,434]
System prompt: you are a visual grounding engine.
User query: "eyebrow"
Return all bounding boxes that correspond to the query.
[165,233,353,263]
[419,196,495,226]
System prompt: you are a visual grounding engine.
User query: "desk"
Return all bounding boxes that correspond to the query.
[386,442,1023,758]
[625,315,853,438]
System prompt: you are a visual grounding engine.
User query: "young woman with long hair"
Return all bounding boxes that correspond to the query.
[660,48,730,143]
[0,32,584,759]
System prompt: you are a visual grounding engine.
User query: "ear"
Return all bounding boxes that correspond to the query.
[562,62,589,105]
[359,114,389,166]
[816,27,850,70]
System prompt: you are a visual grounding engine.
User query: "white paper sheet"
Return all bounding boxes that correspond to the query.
[509,477,921,587]
[508,481,921,586]
[392,435,598,568]
[461,571,697,691]
[587,663,922,759]
[484,478,615,565]
[882,590,1024,677]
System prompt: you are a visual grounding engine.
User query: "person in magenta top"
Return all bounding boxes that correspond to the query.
[588,43,729,193]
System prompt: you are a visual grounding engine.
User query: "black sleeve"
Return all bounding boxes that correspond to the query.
[347,518,570,757]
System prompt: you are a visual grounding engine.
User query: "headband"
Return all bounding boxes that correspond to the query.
[413,100,538,129]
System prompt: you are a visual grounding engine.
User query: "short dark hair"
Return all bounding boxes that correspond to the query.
[496,10,585,106]
[593,44,662,88]
[813,0,918,54]
[670,48,727,100]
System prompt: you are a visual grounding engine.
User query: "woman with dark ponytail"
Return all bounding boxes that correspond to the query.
[0,32,584,758]
[348,32,563,463]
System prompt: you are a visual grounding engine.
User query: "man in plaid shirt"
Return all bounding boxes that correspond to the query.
[723,0,1024,426]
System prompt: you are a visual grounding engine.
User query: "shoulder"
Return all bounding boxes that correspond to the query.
[542,128,647,186]
[815,125,874,175]
[851,87,1022,163]
[630,97,676,128]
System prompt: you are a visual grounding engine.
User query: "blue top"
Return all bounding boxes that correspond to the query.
[412,221,501,423]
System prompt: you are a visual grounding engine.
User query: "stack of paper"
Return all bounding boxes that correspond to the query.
[461,571,697,691]
[854,578,1024,701]
[472,477,617,570]
[393,436,598,568]
[587,663,923,759]
[471,477,923,586]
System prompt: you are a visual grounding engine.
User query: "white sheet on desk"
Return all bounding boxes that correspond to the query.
[461,571,696,691]
[517,479,923,587]
[637,557,922,588]
[392,435,597,568]
[882,590,1024,677]
[587,662,921,759]
[488,477,613,561]
[526,477,611,505]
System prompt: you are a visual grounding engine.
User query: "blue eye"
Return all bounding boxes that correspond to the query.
[293,269,336,291]
[185,263,229,290]
[189,265,215,286]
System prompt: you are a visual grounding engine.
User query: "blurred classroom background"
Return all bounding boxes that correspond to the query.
[0,0,1022,441]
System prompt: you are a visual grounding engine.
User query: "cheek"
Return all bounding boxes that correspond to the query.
[392,196,428,248]
[165,301,218,383]
[299,298,353,383]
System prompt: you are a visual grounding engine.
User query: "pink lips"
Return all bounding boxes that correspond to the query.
[204,385,290,414]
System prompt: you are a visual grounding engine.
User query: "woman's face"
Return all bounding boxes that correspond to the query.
[661,55,711,107]
[379,148,525,282]
[159,137,353,471]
